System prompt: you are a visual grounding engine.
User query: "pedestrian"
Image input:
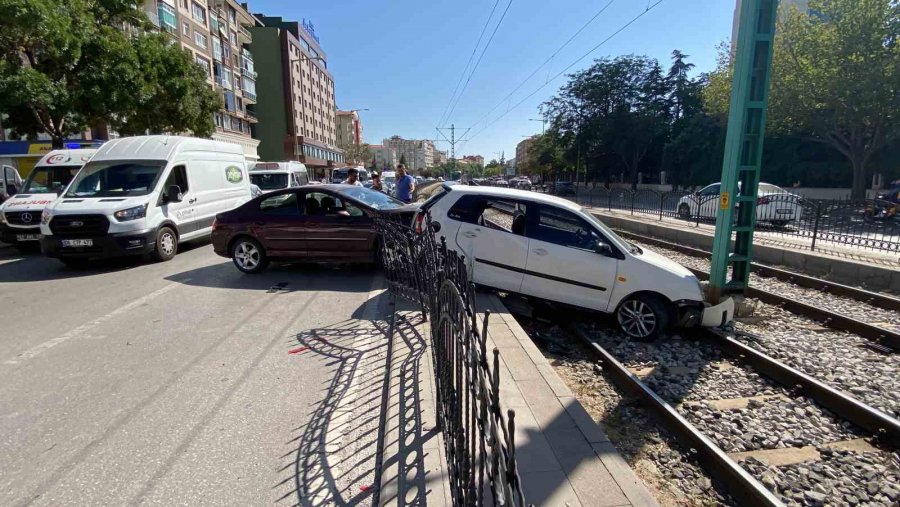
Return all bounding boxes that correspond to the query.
[371,172,384,192]
[343,167,364,186]
[395,164,416,203]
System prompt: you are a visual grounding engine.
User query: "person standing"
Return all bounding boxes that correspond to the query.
[395,164,416,203]
[371,172,384,192]
[343,168,364,186]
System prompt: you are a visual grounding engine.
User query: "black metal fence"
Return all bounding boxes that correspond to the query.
[374,214,526,506]
[538,187,900,255]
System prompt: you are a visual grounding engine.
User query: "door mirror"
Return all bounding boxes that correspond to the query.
[165,185,183,203]
[595,241,614,256]
[430,221,442,233]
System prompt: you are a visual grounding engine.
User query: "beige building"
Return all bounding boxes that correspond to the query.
[368,144,398,171]
[461,155,484,167]
[335,110,364,151]
[383,136,434,172]
[516,136,537,174]
[433,150,448,166]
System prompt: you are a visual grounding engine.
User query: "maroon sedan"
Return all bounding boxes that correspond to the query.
[212,184,416,273]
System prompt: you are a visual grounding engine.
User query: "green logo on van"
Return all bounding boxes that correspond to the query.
[225,166,243,183]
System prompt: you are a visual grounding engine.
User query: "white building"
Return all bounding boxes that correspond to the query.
[368,144,398,171]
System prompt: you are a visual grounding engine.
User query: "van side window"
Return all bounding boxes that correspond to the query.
[165,165,189,194]
[298,172,309,185]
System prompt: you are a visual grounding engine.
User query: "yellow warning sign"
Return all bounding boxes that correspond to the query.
[720,191,730,210]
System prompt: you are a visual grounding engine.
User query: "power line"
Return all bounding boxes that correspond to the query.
[465,0,666,143]
[436,0,501,128]
[442,0,514,127]
[465,0,617,133]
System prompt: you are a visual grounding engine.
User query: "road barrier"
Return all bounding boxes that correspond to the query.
[375,214,527,506]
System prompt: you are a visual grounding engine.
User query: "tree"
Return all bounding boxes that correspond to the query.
[0,0,221,147]
[343,143,373,166]
[768,0,899,199]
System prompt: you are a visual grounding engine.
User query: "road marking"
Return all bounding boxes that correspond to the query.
[4,281,188,365]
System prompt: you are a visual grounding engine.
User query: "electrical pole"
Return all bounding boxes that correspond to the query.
[437,124,470,182]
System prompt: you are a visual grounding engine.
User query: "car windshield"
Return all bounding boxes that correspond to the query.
[250,173,288,190]
[336,186,405,210]
[65,160,166,198]
[22,165,82,194]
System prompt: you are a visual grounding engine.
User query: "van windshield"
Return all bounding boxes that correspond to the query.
[65,160,166,198]
[331,169,350,183]
[23,165,82,194]
[250,173,288,190]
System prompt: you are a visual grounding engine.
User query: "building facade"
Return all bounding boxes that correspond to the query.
[368,144,398,171]
[335,110,363,151]
[382,136,434,172]
[433,150,448,166]
[516,136,537,174]
[460,155,484,167]
[249,15,343,178]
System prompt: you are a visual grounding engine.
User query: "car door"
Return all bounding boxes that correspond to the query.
[520,204,618,312]
[302,190,375,261]
[696,183,720,218]
[450,195,529,293]
[253,191,306,257]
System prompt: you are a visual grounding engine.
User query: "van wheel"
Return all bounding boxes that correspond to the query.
[616,294,670,341]
[151,226,178,262]
[232,237,269,273]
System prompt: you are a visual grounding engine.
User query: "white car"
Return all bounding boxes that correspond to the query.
[676,182,803,227]
[414,185,733,339]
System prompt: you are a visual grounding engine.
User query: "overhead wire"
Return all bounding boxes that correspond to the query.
[436,0,502,128]
[463,0,666,144]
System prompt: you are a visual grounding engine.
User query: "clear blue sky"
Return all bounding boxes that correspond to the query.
[248,0,735,162]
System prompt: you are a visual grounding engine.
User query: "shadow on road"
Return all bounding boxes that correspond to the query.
[165,261,380,292]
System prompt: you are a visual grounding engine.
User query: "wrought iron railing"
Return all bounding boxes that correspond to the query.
[374,214,526,506]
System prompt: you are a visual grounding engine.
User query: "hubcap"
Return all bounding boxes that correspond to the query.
[235,242,260,269]
[160,232,175,255]
[617,300,657,338]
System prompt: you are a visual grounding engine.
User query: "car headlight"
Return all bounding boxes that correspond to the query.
[41,209,52,225]
[114,204,148,222]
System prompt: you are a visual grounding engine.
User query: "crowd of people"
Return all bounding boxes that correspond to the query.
[342,164,416,203]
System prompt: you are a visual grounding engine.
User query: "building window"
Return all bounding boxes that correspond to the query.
[194,32,207,49]
[227,6,236,24]
[191,2,206,24]
[182,21,190,36]
[158,3,177,33]
[180,0,187,8]
[214,112,223,127]
[229,31,237,46]
[195,55,211,77]
[212,37,222,61]
[222,68,232,90]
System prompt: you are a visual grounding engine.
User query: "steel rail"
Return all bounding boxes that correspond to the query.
[568,324,783,507]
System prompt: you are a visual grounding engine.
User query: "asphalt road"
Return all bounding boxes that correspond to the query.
[0,241,390,506]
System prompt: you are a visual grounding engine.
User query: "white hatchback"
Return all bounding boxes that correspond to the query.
[415,185,734,339]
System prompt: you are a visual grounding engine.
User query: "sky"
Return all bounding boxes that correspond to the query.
[248,0,736,162]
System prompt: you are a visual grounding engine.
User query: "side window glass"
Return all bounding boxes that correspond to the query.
[260,192,300,216]
[303,192,344,216]
[164,165,189,194]
[447,195,485,223]
[345,202,365,217]
[529,206,601,251]
[701,184,720,196]
[481,199,525,234]
[299,173,309,186]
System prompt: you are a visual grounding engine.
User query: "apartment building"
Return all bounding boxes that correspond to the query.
[335,110,364,151]
[250,15,343,178]
[516,136,537,173]
[433,150,448,166]
[460,155,484,167]
[382,136,434,172]
[368,145,399,171]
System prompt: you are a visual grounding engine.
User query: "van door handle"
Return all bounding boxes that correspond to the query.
[533,248,548,256]
[462,231,477,238]
[188,197,197,204]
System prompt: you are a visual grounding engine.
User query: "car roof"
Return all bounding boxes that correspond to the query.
[449,185,583,212]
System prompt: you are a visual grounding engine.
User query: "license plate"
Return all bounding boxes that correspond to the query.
[16,234,39,242]
[776,209,793,215]
[61,239,93,247]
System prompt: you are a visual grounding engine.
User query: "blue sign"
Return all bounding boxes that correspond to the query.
[302,19,320,44]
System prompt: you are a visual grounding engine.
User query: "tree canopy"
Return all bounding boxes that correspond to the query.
[0,0,221,147]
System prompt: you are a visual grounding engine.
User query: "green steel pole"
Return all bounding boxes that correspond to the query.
[709,0,779,303]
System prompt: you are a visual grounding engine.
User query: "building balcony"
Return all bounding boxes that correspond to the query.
[240,66,256,79]
[244,109,258,122]
[242,90,257,102]
[239,24,251,44]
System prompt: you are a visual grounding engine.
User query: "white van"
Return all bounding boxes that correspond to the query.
[249,161,309,193]
[331,167,369,184]
[0,165,24,204]
[0,149,97,248]
[40,136,250,266]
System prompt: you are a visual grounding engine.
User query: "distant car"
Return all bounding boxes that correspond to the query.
[212,184,417,273]
[412,185,733,339]
[553,181,575,196]
[676,182,803,227]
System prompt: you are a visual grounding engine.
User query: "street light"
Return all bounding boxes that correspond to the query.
[528,118,546,134]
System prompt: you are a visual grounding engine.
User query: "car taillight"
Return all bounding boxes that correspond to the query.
[414,214,425,234]
[757,197,770,205]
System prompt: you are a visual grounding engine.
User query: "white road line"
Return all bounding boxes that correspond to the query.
[4,281,189,365]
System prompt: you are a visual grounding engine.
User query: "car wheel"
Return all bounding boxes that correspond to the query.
[231,237,269,274]
[60,258,92,269]
[678,203,692,219]
[770,220,788,228]
[616,294,670,341]
[150,226,178,262]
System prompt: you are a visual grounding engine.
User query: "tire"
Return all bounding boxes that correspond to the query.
[678,203,692,219]
[231,237,269,274]
[770,220,788,228]
[60,258,92,269]
[616,294,671,341]
[150,226,178,262]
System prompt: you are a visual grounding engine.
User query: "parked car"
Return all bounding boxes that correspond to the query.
[413,185,733,339]
[212,184,418,273]
[249,161,310,193]
[40,136,251,267]
[676,182,803,227]
[553,181,576,196]
[0,149,96,249]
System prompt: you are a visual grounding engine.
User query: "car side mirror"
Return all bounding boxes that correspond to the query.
[165,185,183,203]
[595,242,614,256]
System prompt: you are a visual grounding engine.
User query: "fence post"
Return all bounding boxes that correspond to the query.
[630,191,635,216]
[659,193,664,221]
[810,201,821,252]
[607,190,612,211]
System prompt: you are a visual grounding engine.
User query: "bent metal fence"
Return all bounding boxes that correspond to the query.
[560,187,900,255]
[374,214,527,506]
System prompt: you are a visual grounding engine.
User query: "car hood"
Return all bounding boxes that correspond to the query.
[1,193,59,211]
[634,246,695,278]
